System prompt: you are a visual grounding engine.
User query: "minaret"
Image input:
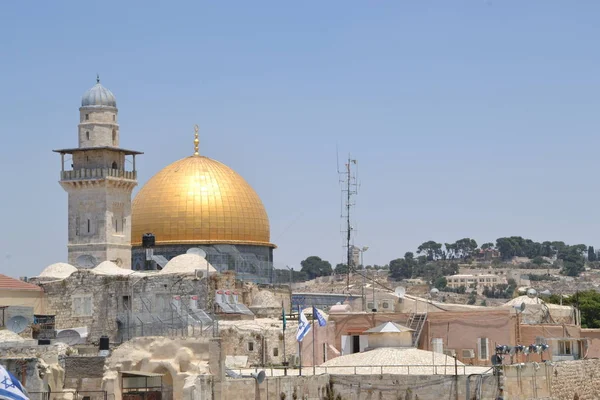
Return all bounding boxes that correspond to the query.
[53,76,142,269]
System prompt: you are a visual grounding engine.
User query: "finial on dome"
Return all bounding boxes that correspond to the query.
[193,124,200,156]
[96,74,100,84]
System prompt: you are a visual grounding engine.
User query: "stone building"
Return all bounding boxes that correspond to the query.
[53,77,142,269]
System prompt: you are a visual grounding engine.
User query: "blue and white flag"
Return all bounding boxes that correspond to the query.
[296,307,311,342]
[313,306,327,327]
[0,364,28,400]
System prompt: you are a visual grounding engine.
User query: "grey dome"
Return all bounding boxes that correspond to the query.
[81,77,116,107]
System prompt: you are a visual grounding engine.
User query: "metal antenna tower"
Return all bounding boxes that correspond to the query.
[338,154,358,291]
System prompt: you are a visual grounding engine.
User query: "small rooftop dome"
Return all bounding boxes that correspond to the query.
[160,254,217,275]
[92,261,131,276]
[81,76,116,108]
[38,262,77,279]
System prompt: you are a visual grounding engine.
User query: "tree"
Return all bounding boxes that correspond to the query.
[588,246,597,262]
[389,258,412,280]
[417,241,443,261]
[300,256,332,280]
[452,238,478,259]
[546,290,600,328]
[334,263,348,274]
[481,242,494,250]
[433,276,447,290]
[558,245,586,277]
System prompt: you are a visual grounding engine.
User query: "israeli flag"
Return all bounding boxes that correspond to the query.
[313,306,327,327]
[296,307,311,342]
[0,364,28,400]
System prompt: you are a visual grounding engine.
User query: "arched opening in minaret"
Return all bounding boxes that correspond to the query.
[112,161,118,170]
[112,129,117,146]
[86,131,89,140]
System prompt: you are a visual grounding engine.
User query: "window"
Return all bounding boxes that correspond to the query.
[559,340,572,355]
[112,129,117,145]
[122,296,131,311]
[248,342,254,351]
[87,219,90,233]
[73,295,93,317]
[75,216,80,236]
[113,115,115,121]
[85,114,89,120]
[273,348,278,357]
[112,161,118,169]
[86,131,89,140]
[477,338,489,360]
[382,301,389,309]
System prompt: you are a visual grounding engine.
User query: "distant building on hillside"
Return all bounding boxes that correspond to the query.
[446,274,506,289]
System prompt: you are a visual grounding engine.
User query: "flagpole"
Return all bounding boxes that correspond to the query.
[298,305,302,376]
[282,301,287,376]
[312,307,316,375]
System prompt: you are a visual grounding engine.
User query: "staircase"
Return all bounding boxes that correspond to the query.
[407,312,427,347]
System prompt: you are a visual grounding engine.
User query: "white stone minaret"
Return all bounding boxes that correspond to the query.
[54,76,142,269]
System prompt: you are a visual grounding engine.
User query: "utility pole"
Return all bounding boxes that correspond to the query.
[361,247,369,312]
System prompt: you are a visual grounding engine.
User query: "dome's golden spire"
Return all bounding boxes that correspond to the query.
[193,124,200,156]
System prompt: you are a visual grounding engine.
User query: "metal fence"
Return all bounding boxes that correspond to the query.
[228,364,494,377]
[28,391,107,400]
[117,302,218,342]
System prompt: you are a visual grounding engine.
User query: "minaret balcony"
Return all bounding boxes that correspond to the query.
[60,168,137,181]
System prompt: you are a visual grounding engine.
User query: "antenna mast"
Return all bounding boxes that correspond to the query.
[339,155,358,292]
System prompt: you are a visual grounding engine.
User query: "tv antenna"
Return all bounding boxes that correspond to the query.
[338,151,358,291]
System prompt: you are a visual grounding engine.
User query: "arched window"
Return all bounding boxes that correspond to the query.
[112,161,118,170]
[86,131,89,140]
[112,129,117,145]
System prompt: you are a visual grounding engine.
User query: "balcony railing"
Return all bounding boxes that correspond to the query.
[61,168,137,181]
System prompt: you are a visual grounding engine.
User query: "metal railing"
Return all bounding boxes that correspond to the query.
[28,391,107,400]
[61,168,136,181]
[227,364,493,377]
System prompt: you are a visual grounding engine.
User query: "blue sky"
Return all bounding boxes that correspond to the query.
[1,1,600,277]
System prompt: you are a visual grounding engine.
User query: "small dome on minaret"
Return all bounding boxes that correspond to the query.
[81,75,116,107]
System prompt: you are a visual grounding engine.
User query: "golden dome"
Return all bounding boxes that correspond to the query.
[131,155,273,247]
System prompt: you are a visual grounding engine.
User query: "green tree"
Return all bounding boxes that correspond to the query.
[417,241,443,261]
[433,276,447,290]
[300,256,333,280]
[558,245,586,277]
[334,263,348,274]
[452,238,478,259]
[532,256,549,265]
[389,258,412,280]
[481,242,494,250]
[546,290,600,328]
[588,246,597,262]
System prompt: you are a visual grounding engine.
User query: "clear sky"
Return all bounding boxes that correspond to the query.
[1,1,600,277]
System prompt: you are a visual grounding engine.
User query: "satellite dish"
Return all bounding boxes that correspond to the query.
[540,290,551,296]
[527,288,537,298]
[251,370,265,384]
[395,286,406,298]
[76,254,97,268]
[520,302,526,312]
[430,288,439,297]
[7,316,28,334]
[56,329,82,345]
[187,247,207,258]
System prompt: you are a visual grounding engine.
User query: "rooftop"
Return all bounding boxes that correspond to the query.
[0,274,42,291]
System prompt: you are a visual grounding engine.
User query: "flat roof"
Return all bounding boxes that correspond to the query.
[53,146,143,155]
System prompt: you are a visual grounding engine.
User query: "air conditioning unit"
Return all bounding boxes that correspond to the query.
[443,349,456,357]
[462,349,475,359]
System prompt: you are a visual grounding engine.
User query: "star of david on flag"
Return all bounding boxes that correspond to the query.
[296,307,311,342]
[0,364,29,400]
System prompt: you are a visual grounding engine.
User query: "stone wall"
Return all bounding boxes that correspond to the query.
[64,356,105,393]
[38,270,209,342]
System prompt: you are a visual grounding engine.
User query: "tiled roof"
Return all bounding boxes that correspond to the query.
[0,274,42,291]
